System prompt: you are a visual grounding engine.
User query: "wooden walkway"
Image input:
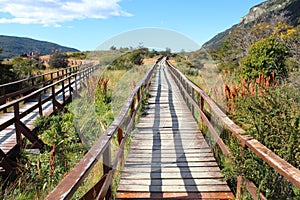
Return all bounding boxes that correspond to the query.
[116,62,233,199]
[0,65,97,174]
[0,86,71,154]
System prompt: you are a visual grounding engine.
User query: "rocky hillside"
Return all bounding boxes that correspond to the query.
[0,35,79,60]
[202,0,300,49]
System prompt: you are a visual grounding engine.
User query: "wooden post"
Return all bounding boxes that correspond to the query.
[137,88,141,104]
[62,70,65,104]
[43,75,47,93]
[14,103,22,148]
[19,82,23,97]
[236,141,246,199]
[1,87,7,113]
[68,76,72,97]
[200,96,204,131]
[103,143,111,199]
[130,97,135,118]
[75,74,78,94]
[52,85,56,112]
[186,82,190,108]
[50,73,54,84]
[38,93,43,116]
[57,71,59,81]
[191,88,195,119]
[118,128,124,167]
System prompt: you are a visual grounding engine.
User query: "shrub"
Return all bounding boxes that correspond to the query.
[49,52,68,68]
[241,37,289,79]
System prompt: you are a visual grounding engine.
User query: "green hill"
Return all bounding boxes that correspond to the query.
[0,35,79,60]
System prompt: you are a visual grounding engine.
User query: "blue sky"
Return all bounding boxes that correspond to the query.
[0,0,265,51]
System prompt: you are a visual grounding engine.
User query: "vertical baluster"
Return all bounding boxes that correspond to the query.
[191,87,195,119]
[43,75,47,93]
[200,96,204,131]
[31,78,35,87]
[236,141,246,199]
[1,86,7,113]
[68,76,72,97]
[75,74,78,93]
[38,93,43,116]
[62,70,65,104]
[103,143,111,199]
[57,71,59,81]
[130,97,135,119]
[52,84,56,112]
[50,73,54,84]
[14,103,22,148]
[19,82,23,97]
[118,128,124,167]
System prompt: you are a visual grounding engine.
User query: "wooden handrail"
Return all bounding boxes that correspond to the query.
[0,65,89,108]
[45,57,162,200]
[165,60,300,198]
[0,64,99,149]
[0,65,79,87]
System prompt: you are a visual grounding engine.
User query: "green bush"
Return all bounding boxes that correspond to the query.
[241,37,289,79]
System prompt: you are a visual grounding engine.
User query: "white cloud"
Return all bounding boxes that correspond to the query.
[0,0,132,26]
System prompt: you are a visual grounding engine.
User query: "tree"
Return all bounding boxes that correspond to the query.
[49,52,68,68]
[10,56,34,79]
[110,46,117,50]
[128,50,143,65]
[241,37,288,79]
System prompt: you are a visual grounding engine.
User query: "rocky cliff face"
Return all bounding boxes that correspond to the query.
[203,0,299,50]
[240,0,292,24]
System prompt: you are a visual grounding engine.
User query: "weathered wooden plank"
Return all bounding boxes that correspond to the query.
[130,140,208,147]
[124,157,217,163]
[126,148,211,154]
[120,171,224,179]
[122,166,222,173]
[124,161,219,168]
[116,192,234,199]
[117,184,231,192]
[118,178,227,186]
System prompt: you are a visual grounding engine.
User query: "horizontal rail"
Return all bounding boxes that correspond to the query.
[0,65,79,87]
[0,65,87,108]
[165,60,300,198]
[46,57,162,200]
[0,64,99,151]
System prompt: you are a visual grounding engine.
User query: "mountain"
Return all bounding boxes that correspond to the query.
[202,0,300,50]
[0,35,79,60]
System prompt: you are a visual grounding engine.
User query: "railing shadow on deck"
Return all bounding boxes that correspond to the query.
[0,64,98,174]
[165,59,300,200]
[45,57,163,200]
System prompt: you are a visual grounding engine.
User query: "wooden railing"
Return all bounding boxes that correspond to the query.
[45,58,162,200]
[166,60,300,199]
[0,65,81,111]
[0,64,98,173]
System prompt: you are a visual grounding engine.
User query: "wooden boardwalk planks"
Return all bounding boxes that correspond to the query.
[116,62,233,199]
